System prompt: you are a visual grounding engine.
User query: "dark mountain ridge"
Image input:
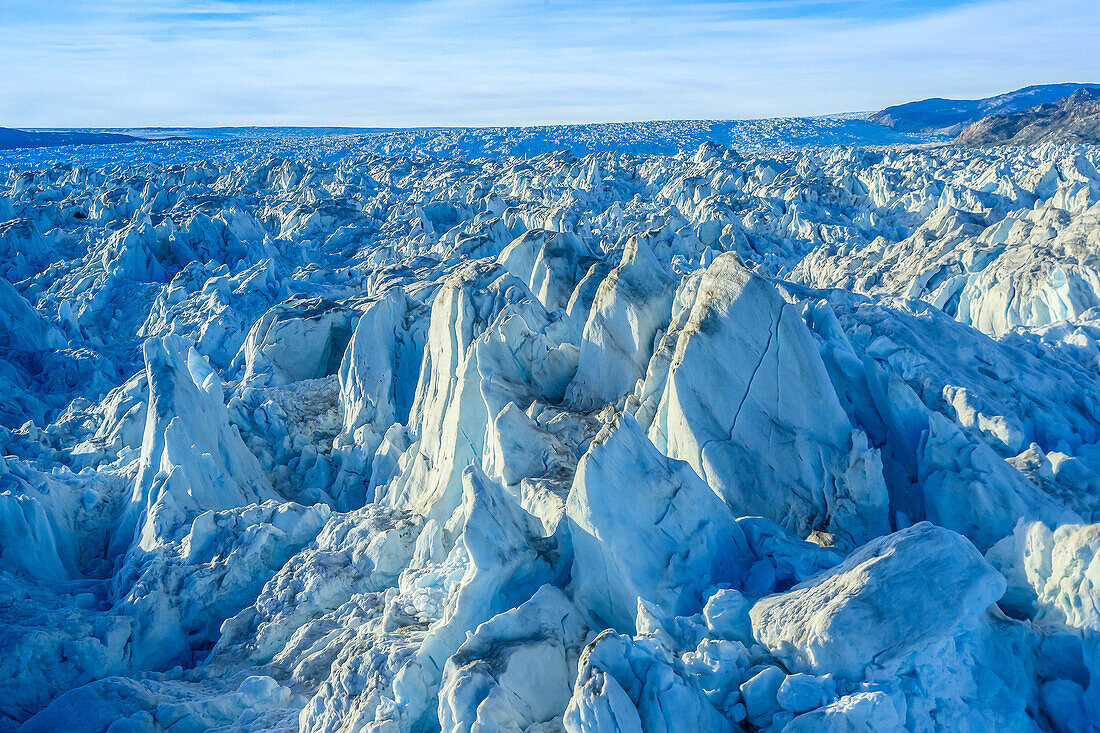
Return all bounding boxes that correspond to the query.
[954,87,1100,146]
[0,127,141,151]
[870,83,1100,134]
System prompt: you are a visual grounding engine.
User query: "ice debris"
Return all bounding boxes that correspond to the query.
[2,136,1100,732]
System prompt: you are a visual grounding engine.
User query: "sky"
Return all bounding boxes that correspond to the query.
[1,0,1098,128]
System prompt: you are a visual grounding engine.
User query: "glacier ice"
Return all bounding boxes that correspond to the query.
[566,414,751,632]
[749,522,1006,680]
[2,132,1100,732]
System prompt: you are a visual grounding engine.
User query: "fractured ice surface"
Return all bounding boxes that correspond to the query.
[3,133,1100,732]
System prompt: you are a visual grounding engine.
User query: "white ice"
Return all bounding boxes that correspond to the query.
[2,133,1100,733]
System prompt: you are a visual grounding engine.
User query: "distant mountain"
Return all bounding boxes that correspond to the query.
[954,87,1100,146]
[870,83,1100,135]
[0,127,141,150]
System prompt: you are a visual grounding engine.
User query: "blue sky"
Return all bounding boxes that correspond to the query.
[2,0,1098,127]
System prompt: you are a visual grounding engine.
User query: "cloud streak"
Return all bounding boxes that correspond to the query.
[1,0,1098,127]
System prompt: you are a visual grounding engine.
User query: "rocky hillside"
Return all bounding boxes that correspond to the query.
[955,87,1100,146]
[0,127,142,151]
[870,82,1099,134]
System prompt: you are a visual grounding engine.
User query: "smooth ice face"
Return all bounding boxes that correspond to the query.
[643,252,890,546]
[566,414,752,632]
[119,335,280,553]
[566,235,678,410]
[750,522,1006,679]
[2,135,1100,733]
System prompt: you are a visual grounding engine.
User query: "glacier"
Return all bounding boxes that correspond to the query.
[2,126,1100,733]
